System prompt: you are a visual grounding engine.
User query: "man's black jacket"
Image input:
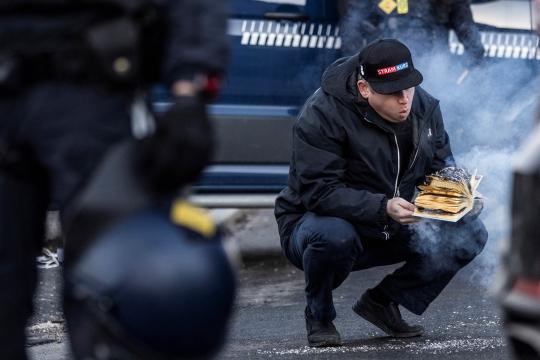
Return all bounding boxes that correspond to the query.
[275,54,455,242]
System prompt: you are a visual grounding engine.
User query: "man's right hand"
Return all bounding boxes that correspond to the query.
[135,95,213,197]
[387,197,420,225]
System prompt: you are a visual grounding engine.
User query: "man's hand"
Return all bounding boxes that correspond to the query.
[467,191,484,218]
[387,197,420,225]
[171,80,198,97]
[135,95,213,197]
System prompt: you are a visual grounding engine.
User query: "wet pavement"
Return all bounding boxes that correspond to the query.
[218,256,511,359]
[27,266,72,359]
[26,209,513,360]
[217,209,513,359]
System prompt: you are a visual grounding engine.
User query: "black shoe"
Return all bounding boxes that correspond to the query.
[305,306,342,347]
[352,290,424,338]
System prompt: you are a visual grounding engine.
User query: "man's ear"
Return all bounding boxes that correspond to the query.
[357,80,370,99]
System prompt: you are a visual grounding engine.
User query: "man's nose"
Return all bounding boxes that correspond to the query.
[397,91,409,103]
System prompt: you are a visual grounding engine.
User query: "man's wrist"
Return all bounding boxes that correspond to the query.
[171,74,223,100]
[378,197,389,226]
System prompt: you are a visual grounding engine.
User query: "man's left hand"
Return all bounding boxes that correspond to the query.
[387,197,421,225]
[467,191,484,218]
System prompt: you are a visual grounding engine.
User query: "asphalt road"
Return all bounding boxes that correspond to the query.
[217,209,514,360]
[26,209,513,360]
[218,257,511,360]
[26,266,72,360]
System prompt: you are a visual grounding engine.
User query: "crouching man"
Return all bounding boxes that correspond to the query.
[274,39,488,347]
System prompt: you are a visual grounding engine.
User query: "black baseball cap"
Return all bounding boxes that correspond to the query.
[358,39,423,94]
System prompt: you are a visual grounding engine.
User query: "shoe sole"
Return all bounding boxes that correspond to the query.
[352,304,424,338]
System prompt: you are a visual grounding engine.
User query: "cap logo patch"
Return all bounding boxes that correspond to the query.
[377,61,409,76]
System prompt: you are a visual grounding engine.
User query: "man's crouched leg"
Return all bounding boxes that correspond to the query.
[281,212,363,347]
[353,216,488,336]
[352,289,424,337]
[305,305,342,347]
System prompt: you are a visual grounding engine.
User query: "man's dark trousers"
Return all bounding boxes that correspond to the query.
[281,211,488,322]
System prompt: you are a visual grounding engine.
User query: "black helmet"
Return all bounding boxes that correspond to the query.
[64,206,236,360]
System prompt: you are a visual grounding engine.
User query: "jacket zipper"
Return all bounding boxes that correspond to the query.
[393,133,401,198]
[395,144,419,198]
[364,116,427,198]
[360,101,437,239]
[363,115,406,239]
[363,115,402,198]
[360,98,439,200]
[395,120,430,197]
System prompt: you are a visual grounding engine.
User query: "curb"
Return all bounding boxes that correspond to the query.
[208,208,248,233]
[208,208,247,269]
[208,208,284,263]
[44,208,284,267]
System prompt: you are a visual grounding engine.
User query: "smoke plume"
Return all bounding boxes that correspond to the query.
[412,52,538,290]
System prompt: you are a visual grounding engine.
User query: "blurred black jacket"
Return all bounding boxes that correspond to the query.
[162,0,229,83]
[338,0,484,63]
[0,0,229,86]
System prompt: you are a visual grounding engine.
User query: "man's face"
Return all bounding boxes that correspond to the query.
[357,80,415,123]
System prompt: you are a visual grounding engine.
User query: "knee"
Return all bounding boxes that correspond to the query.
[475,220,488,251]
[308,216,361,259]
[454,218,488,261]
[468,218,488,256]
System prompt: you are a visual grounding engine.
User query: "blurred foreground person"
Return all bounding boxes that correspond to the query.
[498,2,540,358]
[275,39,488,347]
[0,1,235,359]
[337,0,485,66]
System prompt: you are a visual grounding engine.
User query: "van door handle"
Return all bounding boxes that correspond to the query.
[263,12,310,21]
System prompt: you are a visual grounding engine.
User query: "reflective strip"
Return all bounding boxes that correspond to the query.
[231,19,537,56]
[449,30,540,60]
[228,19,341,49]
[170,199,217,238]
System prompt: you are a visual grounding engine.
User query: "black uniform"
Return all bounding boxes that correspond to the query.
[0,1,229,359]
[337,0,485,64]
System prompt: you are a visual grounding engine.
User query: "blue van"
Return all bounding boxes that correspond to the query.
[185,0,539,205]
[193,0,341,199]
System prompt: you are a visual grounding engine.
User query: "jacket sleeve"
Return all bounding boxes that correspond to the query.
[162,0,229,83]
[427,105,455,174]
[290,100,388,228]
[446,0,485,63]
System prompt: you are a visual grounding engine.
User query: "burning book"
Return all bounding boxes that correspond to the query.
[413,167,483,222]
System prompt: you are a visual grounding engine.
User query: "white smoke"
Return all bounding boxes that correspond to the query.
[460,147,514,288]
[334,4,539,290]
[412,53,538,290]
